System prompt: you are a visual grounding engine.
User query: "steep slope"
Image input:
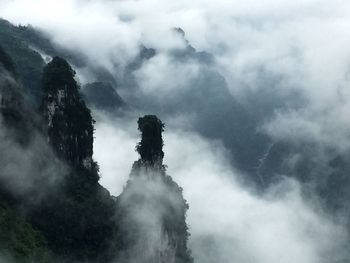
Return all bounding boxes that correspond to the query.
[41,57,95,172]
[83,81,125,112]
[0,45,52,263]
[0,19,45,103]
[0,200,51,263]
[29,57,117,262]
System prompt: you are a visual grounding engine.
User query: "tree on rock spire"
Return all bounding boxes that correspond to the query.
[116,115,193,263]
[136,115,165,166]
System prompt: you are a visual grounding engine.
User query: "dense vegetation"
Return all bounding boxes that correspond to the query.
[0,200,51,263]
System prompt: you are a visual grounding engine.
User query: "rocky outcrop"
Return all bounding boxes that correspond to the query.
[41,57,94,171]
[117,115,192,263]
[35,57,116,261]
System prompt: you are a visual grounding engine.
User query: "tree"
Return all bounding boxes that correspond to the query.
[136,115,165,166]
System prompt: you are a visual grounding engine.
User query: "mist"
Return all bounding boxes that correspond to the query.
[1,0,350,262]
[3,0,350,148]
[3,0,350,158]
[0,65,66,203]
[93,113,349,263]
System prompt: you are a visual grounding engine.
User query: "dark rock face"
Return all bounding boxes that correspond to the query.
[117,115,193,263]
[0,19,46,103]
[41,57,94,171]
[36,57,116,261]
[83,81,125,111]
[136,115,165,166]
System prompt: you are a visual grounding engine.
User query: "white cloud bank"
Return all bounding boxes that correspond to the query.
[94,115,348,263]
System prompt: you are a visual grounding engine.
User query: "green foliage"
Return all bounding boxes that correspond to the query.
[42,57,77,94]
[136,115,165,165]
[0,200,52,262]
[29,176,116,262]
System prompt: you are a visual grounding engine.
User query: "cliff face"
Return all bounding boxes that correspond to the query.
[117,115,192,263]
[34,57,116,261]
[41,57,94,171]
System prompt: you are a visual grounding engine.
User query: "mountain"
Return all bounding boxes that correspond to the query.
[29,57,117,262]
[0,19,125,111]
[41,57,95,172]
[0,199,51,263]
[83,81,126,112]
[0,19,271,186]
[117,28,271,185]
[0,38,192,262]
[0,45,52,263]
[116,115,192,263]
[0,19,46,103]
[2,17,350,262]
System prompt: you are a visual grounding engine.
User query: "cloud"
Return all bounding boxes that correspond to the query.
[164,130,349,263]
[3,0,350,152]
[0,65,66,202]
[1,1,350,261]
[93,114,349,263]
[133,53,201,95]
[94,113,138,195]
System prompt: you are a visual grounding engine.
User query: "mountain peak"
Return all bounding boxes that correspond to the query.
[136,115,165,167]
[41,57,94,171]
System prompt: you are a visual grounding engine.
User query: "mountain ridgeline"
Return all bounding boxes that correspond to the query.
[0,47,192,262]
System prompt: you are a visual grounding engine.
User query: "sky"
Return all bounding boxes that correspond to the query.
[1,0,350,262]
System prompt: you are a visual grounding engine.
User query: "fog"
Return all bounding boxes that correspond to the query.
[1,0,350,262]
[93,113,348,263]
[0,65,66,202]
[3,0,350,151]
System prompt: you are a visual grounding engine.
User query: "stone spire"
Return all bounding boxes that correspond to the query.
[41,57,93,170]
[136,115,165,168]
